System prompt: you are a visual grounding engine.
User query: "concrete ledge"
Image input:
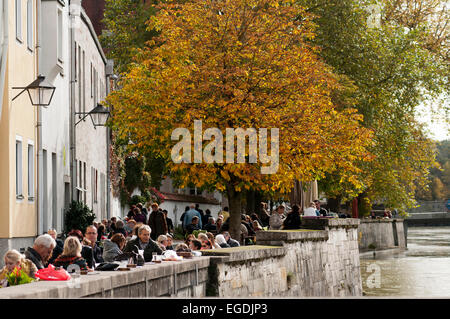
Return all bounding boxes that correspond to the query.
[200,245,286,262]
[256,229,328,243]
[302,217,360,230]
[0,257,211,299]
[360,218,404,223]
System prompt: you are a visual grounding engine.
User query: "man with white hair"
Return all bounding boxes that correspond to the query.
[123,225,162,262]
[24,234,56,269]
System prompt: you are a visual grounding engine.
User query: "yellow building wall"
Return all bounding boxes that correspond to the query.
[0,0,37,238]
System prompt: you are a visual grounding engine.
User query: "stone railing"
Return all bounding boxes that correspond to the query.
[0,257,210,298]
[0,218,363,298]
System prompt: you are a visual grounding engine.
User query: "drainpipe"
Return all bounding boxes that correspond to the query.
[69,1,80,207]
[36,0,43,236]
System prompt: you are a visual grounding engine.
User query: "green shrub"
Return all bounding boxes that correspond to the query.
[173,225,185,240]
[129,194,147,207]
[64,201,96,235]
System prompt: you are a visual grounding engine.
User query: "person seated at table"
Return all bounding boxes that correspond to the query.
[252,219,263,231]
[206,232,220,249]
[124,219,136,236]
[53,237,88,271]
[185,234,196,247]
[123,225,162,262]
[157,235,168,251]
[166,234,174,250]
[214,234,230,248]
[66,230,94,269]
[85,225,104,264]
[201,240,213,250]
[24,234,56,270]
[0,250,38,287]
[186,216,201,235]
[97,224,107,242]
[197,232,208,243]
[304,202,318,217]
[189,239,202,251]
[283,204,302,229]
[103,233,126,262]
[222,231,240,247]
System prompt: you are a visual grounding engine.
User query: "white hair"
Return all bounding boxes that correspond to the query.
[34,234,56,248]
[138,225,151,235]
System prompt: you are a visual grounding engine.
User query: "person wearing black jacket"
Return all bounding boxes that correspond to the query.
[163,210,174,235]
[283,204,302,230]
[123,225,162,262]
[85,225,104,264]
[202,209,212,228]
[185,216,201,235]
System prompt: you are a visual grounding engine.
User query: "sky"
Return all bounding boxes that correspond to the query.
[416,99,449,142]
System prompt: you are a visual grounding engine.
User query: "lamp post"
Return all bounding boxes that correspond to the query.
[75,103,110,128]
[12,74,56,236]
[12,74,56,105]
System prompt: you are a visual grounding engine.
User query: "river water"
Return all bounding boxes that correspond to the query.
[359,226,450,297]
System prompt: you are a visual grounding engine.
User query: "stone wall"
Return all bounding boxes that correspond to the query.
[358,219,406,251]
[0,257,210,298]
[0,219,363,298]
[203,218,362,297]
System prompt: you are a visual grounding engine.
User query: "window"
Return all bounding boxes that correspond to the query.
[90,63,93,97]
[27,143,34,200]
[16,138,23,198]
[57,9,63,62]
[95,169,98,203]
[94,68,97,104]
[82,50,85,113]
[27,0,33,50]
[16,0,22,42]
[83,162,86,203]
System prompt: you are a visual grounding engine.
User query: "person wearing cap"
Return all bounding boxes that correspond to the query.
[269,205,286,230]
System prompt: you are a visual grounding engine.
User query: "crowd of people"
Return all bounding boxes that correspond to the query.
[0,199,352,287]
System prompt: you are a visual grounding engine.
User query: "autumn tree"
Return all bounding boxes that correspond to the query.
[300,0,447,214]
[107,0,372,239]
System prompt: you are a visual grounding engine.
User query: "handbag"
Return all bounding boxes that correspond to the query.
[95,262,120,271]
[35,264,71,281]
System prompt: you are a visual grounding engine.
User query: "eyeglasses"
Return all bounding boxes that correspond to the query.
[86,232,97,235]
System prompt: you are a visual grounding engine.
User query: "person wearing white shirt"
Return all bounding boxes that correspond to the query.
[303,202,318,217]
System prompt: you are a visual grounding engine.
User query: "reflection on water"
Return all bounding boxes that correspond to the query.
[360,226,450,297]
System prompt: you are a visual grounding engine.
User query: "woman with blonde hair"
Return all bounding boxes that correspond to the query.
[0,250,38,287]
[53,237,88,271]
[157,235,168,251]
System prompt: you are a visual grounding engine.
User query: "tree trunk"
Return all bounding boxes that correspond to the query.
[226,184,242,242]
